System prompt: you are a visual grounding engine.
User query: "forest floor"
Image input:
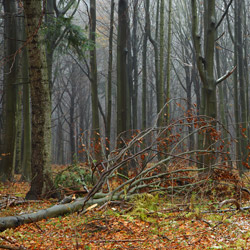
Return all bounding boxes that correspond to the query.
[1,174,250,249]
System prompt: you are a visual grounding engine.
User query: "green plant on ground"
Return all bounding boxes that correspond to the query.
[128,193,160,222]
[54,163,92,190]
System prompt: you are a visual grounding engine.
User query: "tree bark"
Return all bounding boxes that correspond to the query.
[89,0,100,159]
[117,0,129,176]
[1,0,19,181]
[132,0,139,130]
[105,0,115,152]
[236,0,247,174]
[165,0,172,126]
[23,0,53,199]
[191,0,217,172]
[158,0,165,127]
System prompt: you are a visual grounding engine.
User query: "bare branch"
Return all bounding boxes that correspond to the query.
[216,0,234,30]
[216,66,236,85]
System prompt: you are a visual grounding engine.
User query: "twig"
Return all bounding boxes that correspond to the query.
[0,245,26,250]
[0,236,27,250]
[89,239,147,243]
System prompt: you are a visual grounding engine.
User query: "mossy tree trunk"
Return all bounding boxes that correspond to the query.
[23,0,53,199]
[1,0,19,181]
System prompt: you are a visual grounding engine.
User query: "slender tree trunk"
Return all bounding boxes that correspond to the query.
[56,110,64,165]
[236,1,247,174]
[105,0,115,152]
[127,28,132,132]
[215,42,227,143]
[165,0,172,125]
[1,0,19,181]
[21,48,31,180]
[117,0,128,136]
[243,1,249,139]
[69,95,75,163]
[117,0,129,176]
[158,0,165,127]
[145,0,159,125]
[89,0,100,159]
[142,0,148,131]
[15,86,22,174]
[132,0,138,130]
[20,6,31,180]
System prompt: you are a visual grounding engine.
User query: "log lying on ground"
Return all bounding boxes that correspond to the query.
[219,199,242,210]
[0,193,115,232]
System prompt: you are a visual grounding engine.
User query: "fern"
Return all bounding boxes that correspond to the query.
[128,193,159,222]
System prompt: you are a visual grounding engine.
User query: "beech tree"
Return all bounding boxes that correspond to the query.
[191,0,235,171]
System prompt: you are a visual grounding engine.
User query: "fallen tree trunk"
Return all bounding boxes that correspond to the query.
[0,193,117,232]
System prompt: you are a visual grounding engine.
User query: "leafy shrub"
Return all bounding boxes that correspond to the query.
[54,164,92,190]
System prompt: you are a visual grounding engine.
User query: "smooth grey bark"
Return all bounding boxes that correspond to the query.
[145,0,160,126]
[0,195,109,232]
[191,0,216,171]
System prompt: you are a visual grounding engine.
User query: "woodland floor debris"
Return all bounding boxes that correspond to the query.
[1,177,250,249]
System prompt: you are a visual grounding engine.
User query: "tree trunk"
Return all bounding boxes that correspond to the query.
[105,0,115,152]
[191,0,217,172]
[117,0,129,176]
[132,0,139,130]
[20,9,31,180]
[1,0,19,181]
[142,0,148,131]
[236,0,247,174]
[158,0,165,127]
[21,47,32,180]
[89,0,100,159]
[165,0,172,125]
[243,1,249,140]
[23,0,53,199]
